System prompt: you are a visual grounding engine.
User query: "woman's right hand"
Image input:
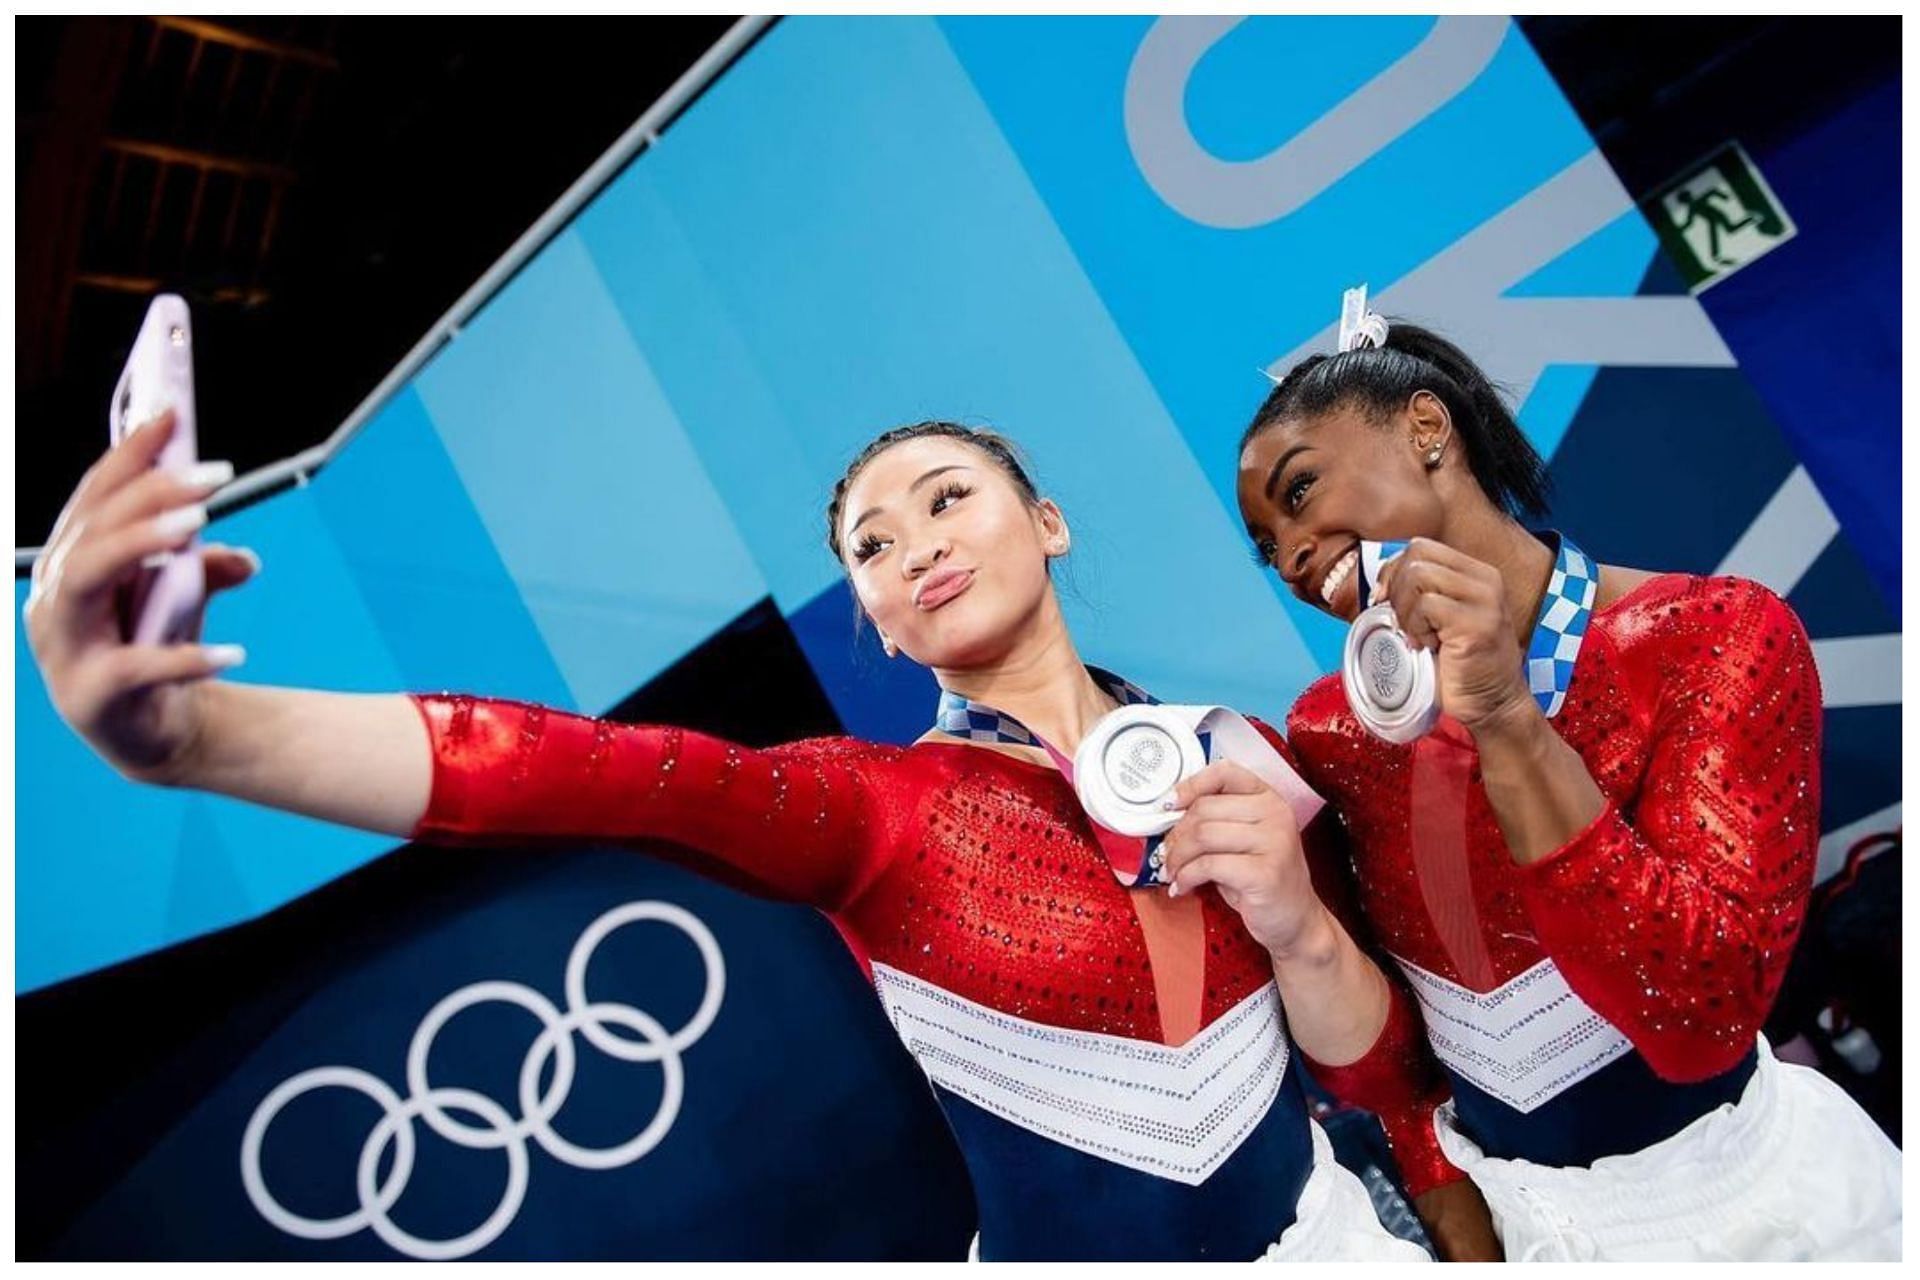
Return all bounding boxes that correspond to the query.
[22,408,260,785]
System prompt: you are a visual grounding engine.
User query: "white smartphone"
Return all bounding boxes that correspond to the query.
[108,294,206,646]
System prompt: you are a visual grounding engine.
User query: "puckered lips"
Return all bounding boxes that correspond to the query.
[914,566,975,612]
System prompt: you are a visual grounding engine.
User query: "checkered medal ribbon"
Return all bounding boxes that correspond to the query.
[1362,533,1594,720]
[934,666,1156,743]
[1524,534,1596,719]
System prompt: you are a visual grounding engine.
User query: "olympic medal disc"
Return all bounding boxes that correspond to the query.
[1072,704,1207,838]
[1343,603,1439,743]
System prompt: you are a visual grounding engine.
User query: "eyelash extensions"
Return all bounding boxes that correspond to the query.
[853,481,975,562]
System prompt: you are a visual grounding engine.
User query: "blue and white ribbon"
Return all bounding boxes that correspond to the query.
[1360,532,1595,720]
[936,666,1156,744]
[1524,537,1597,719]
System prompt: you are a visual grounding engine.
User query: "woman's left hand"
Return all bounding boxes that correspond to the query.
[1159,762,1325,958]
[1373,536,1536,732]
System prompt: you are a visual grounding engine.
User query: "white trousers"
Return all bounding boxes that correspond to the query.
[1262,1120,1433,1262]
[1436,1037,1902,1261]
[967,1120,1432,1261]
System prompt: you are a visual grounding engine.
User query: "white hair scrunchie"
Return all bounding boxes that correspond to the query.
[1338,284,1389,352]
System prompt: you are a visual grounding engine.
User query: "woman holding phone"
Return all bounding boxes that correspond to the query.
[26,410,1491,1260]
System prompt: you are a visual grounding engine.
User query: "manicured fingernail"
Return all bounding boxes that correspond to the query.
[204,644,246,670]
[1166,882,1181,898]
[183,460,234,490]
[235,547,262,574]
[155,505,207,538]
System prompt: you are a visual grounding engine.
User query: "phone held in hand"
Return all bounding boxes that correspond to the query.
[108,294,206,646]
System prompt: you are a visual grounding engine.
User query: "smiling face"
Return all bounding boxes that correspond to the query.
[838,435,1067,668]
[1237,393,1453,622]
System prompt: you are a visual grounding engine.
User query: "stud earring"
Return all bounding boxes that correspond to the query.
[1426,447,1444,467]
[881,635,899,659]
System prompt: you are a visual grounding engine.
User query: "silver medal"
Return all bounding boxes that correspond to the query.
[1072,705,1207,839]
[1342,547,1441,742]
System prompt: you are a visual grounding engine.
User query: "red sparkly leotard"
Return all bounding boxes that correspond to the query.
[1287,573,1821,1168]
[405,694,1456,1259]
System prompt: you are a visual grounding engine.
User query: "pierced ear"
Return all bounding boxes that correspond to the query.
[877,628,899,659]
[1036,498,1072,556]
[1406,389,1455,457]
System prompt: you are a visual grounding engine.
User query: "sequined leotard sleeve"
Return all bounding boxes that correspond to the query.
[1511,577,1821,1081]
[1247,718,1463,1199]
[405,694,897,910]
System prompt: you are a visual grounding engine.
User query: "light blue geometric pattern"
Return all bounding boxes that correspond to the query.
[414,231,769,714]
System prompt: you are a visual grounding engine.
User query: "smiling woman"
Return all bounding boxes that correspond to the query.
[23,410,1482,1260]
[1240,322,1551,623]
[1232,305,1901,1261]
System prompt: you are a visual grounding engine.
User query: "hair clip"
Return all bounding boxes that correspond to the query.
[1338,284,1389,353]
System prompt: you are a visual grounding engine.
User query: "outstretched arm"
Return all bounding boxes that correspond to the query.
[26,412,889,911]
[156,689,893,910]
[404,694,893,909]
[163,682,432,835]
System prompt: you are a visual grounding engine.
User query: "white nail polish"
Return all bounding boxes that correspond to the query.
[204,644,247,670]
[183,460,234,490]
[155,505,208,539]
[235,547,262,574]
[1166,882,1181,898]
[131,407,172,437]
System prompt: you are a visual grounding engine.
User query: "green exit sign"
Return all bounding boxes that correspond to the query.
[1642,141,1797,292]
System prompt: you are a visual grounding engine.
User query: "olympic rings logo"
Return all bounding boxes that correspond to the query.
[240,901,725,1260]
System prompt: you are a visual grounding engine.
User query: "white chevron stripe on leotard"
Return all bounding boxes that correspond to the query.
[1394,954,1633,1113]
[871,963,1287,1186]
